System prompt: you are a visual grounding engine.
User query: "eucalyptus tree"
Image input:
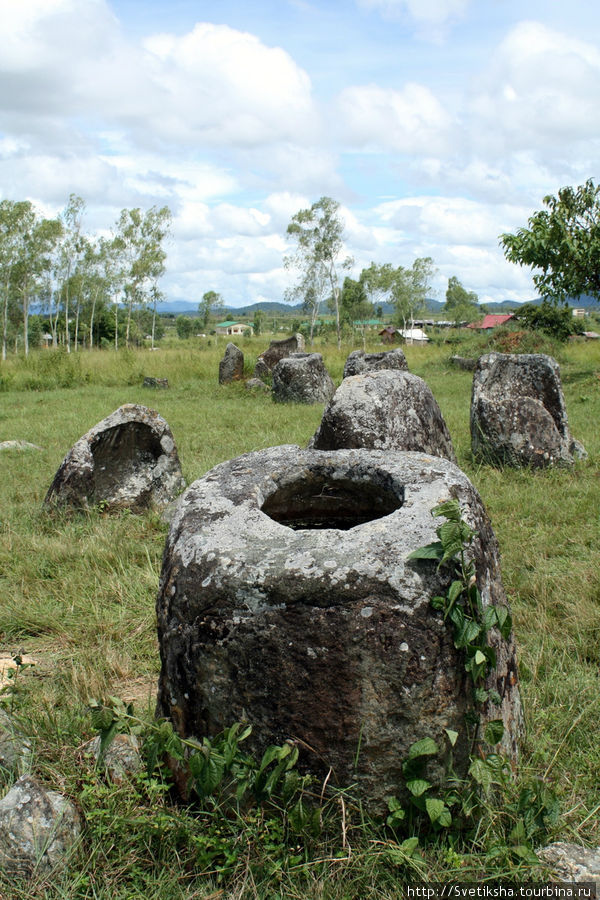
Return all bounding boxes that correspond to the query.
[0,200,35,360]
[12,213,62,357]
[57,194,86,352]
[395,257,435,331]
[112,205,172,347]
[285,197,353,349]
[359,258,435,332]
[284,259,326,345]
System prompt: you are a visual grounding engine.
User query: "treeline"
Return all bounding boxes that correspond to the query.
[0,195,171,359]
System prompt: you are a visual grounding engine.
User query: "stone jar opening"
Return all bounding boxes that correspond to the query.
[260,465,404,530]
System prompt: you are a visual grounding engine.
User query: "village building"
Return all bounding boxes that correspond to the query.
[378,325,430,344]
[215,320,254,336]
[467,313,514,330]
[400,327,430,344]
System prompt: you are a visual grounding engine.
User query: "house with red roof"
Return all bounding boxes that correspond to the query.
[467,313,514,330]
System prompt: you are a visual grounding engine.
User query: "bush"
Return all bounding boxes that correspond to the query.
[516,301,585,342]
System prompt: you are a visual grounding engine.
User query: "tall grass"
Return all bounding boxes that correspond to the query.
[0,334,599,897]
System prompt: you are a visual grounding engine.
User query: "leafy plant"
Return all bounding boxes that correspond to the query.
[89,699,314,817]
[408,499,512,710]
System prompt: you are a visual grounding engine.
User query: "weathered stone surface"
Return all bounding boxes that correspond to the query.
[219,343,244,384]
[450,356,477,371]
[343,348,408,378]
[86,733,143,782]
[538,843,600,890]
[471,353,586,468]
[143,376,169,389]
[0,711,32,774]
[156,446,521,812]
[254,333,305,378]
[0,441,42,451]
[245,377,270,392]
[271,353,335,404]
[0,776,82,877]
[45,404,185,512]
[309,370,456,462]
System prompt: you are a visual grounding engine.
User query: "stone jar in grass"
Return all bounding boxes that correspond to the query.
[470,352,586,468]
[45,403,185,513]
[156,445,522,813]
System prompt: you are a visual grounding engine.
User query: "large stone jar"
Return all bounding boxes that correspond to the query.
[156,446,521,811]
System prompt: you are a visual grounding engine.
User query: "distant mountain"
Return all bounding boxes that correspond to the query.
[224,301,302,316]
[485,300,522,311]
[155,294,599,317]
[156,299,302,316]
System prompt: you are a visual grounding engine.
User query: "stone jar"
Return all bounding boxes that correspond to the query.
[271,353,335,404]
[308,370,456,462]
[343,348,408,378]
[45,404,185,512]
[470,352,586,468]
[156,446,522,811]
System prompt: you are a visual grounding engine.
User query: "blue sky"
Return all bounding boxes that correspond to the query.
[1,0,600,307]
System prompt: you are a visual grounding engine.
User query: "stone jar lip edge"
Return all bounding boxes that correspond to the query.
[169,445,485,556]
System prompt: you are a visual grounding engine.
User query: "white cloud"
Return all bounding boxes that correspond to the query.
[0,1,319,153]
[1,2,595,309]
[365,194,540,302]
[336,83,453,154]
[471,22,600,156]
[136,23,317,148]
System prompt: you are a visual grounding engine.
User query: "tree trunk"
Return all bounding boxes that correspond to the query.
[89,287,99,350]
[74,298,80,351]
[329,265,342,351]
[22,279,29,357]
[64,283,70,353]
[2,288,8,361]
[126,298,132,348]
[151,295,157,349]
[49,290,59,347]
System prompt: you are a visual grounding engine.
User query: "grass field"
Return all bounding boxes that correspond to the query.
[0,332,599,899]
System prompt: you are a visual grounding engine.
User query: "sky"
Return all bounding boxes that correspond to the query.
[1,0,600,309]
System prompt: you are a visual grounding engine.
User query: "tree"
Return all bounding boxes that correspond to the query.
[0,200,35,361]
[360,258,435,332]
[176,315,194,339]
[285,260,325,345]
[396,257,435,331]
[12,213,62,357]
[285,197,353,349]
[112,206,172,347]
[500,179,600,302]
[253,308,264,336]
[199,290,224,328]
[340,276,374,348]
[517,301,584,342]
[84,237,114,350]
[57,194,86,352]
[444,276,480,325]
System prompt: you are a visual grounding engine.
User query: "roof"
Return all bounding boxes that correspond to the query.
[467,314,514,330]
[400,328,429,341]
[215,320,252,328]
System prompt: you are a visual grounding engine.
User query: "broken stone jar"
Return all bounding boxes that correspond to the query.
[156,446,522,812]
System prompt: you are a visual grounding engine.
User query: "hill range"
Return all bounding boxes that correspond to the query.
[157,295,599,317]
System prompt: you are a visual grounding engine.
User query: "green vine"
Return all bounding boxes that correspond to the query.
[408,498,512,709]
